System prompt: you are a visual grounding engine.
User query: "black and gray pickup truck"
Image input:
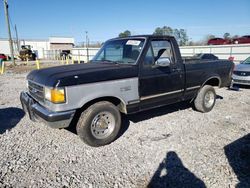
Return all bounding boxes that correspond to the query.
[20,35,234,147]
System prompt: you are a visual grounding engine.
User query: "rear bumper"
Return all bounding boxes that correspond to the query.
[20,91,75,128]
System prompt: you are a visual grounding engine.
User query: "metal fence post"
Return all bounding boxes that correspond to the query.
[42,48,45,59]
[0,59,5,74]
[66,56,69,65]
[36,58,40,70]
[78,49,80,64]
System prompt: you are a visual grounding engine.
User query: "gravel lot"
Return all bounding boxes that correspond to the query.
[0,69,249,187]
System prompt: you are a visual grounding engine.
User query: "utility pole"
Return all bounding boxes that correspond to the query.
[15,24,20,52]
[3,0,15,65]
[85,31,89,62]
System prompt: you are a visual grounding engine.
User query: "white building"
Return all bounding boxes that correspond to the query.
[0,37,74,59]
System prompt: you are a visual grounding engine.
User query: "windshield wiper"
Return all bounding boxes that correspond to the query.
[92,59,128,65]
[101,60,123,64]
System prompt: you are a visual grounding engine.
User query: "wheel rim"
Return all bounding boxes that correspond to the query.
[204,91,215,108]
[91,111,116,139]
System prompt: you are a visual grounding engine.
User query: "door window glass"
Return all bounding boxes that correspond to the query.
[144,40,174,66]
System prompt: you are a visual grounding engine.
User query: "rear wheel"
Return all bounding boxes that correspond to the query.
[76,101,121,147]
[194,85,216,113]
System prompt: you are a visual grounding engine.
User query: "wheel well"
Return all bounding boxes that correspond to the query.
[203,77,220,87]
[78,97,126,114]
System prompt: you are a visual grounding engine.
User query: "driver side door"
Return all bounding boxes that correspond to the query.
[139,39,184,110]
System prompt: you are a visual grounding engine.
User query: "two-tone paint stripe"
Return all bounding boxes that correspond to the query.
[139,85,200,101]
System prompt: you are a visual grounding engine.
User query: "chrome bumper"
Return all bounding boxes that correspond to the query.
[20,91,75,128]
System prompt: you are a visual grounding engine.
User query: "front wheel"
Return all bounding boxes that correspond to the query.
[194,85,216,113]
[76,101,121,147]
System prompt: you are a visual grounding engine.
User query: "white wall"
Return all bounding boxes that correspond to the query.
[1,37,75,59]
[71,47,99,62]
[180,44,250,63]
[49,37,74,44]
[72,44,250,63]
[0,39,49,58]
[20,40,50,58]
[0,40,11,54]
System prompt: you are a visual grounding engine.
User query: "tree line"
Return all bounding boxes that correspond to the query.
[118,27,188,46]
[118,27,240,46]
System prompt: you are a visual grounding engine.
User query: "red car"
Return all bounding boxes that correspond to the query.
[233,35,250,44]
[0,53,8,61]
[207,38,230,45]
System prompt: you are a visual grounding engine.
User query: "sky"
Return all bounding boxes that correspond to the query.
[0,0,249,44]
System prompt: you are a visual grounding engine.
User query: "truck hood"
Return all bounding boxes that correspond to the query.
[235,63,250,72]
[27,63,138,87]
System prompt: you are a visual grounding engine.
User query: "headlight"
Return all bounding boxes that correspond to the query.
[44,87,65,103]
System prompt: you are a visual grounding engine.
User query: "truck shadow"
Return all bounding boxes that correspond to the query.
[224,134,250,188]
[119,95,222,139]
[148,151,206,188]
[116,101,191,139]
[0,107,25,134]
[229,84,250,91]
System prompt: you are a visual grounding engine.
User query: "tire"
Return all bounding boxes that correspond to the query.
[76,101,121,147]
[194,85,216,113]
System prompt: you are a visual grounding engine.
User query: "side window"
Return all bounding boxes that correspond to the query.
[143,40,174,66]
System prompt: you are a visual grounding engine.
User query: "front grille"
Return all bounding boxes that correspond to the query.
[28,81,44,102]
[233,79,250,84]
[233,71,250,76]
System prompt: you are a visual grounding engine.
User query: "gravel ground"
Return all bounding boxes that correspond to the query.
[0,71,249,188]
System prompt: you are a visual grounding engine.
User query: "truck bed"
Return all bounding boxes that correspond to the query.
[183,59,233,90]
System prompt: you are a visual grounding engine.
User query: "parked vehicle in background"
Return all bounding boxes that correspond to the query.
[193,53,219,60]
[233,35,250,44]
[19,45,37,61]
[60,50,71,59]
[207,38,230,45]
[0,53,8,61]
[231,56,250,86]
[20,35,234,147]
[183,53,219,61]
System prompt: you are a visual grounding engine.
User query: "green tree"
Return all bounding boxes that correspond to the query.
[153,26,173,36]
[153,26,188,45]
[177,29,189,46]
[223,32,230,39]
[119,30,131,37]
[153,27,163,35]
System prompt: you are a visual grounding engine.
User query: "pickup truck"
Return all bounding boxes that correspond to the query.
[20,35,234,147]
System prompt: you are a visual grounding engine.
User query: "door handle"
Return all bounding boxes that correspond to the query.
[172,67,182,72]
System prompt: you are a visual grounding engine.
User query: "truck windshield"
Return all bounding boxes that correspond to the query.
[92,38,145,64]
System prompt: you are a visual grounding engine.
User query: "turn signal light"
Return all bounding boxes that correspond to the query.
[45,87,65,103]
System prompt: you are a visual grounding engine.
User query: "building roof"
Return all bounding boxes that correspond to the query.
[49,37,74,44]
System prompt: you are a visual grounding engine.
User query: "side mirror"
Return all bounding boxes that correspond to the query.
[155,57,171,67]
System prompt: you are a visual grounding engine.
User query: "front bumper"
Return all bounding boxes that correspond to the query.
[232,74,250,86]
[20,91,76,128]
